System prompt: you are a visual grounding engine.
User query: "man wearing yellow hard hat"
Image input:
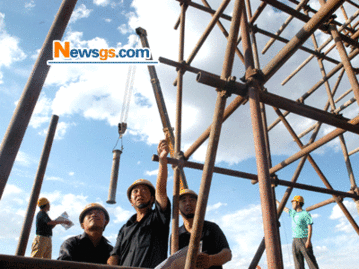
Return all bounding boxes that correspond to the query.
[177,189,232,269]
[108,139,170,268]
[282,195,319,269]
[30,197,70,259]
[58,203,112,264]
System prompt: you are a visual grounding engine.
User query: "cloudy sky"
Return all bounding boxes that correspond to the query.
[1,0,359,268]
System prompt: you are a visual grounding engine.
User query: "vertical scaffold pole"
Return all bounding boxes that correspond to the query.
[15,115,59,256]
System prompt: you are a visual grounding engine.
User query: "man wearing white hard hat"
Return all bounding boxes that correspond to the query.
[282,195,319,269]
[31,197,70,259]
[108,139,170,268]
[58,203,112,264]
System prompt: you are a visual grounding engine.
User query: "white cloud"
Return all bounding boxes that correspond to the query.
[113,206,132,223]
[15,151,34,167]
[145,169,158,176]
[93,0,111,7]
[69,172,75,176]
[25,0,35,9]
[0,13,26,84]
[207,202,227,212]
[45,176,64,182]
[69,4,92,24]
[118,24,131,35]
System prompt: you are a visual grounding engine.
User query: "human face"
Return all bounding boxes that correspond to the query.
[81,209,107,232]
[291,200,299,210]
[130,184,154,209]
[179,194,197,219]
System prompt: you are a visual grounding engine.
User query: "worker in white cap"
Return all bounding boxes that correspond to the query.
[108,139,170,268]
[58,203,112,264]
[31,197,70,259]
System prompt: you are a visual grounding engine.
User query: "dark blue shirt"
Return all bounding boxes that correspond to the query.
[58,232,113,264]
[36,211,53,237]
[111,199,171,268]
[179,220,230,269]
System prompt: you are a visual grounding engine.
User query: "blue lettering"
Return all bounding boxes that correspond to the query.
[70,49,78,58]
[119,49,126,58]
[92,49,99,58]
[127,49,135,58]
[136,49,150,59]
[77,49,92,58]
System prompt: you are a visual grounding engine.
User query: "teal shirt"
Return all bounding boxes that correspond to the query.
[289,209,313,238]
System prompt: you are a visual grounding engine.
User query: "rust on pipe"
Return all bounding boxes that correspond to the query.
[262,0,346,83]
[136,30,188,190]
[184,0,244,267]
[16,115,59,256]
[201,0,245,64]
[106,149,122,204]
[0,254,146,269]
[254,25,340,65]
[172,2,187,255]
[329,24,359,106]
[306,197,340,212]
[0,0,78,200]
[249,87,283,269]
[261,0,310,54]
[173,0,232,86]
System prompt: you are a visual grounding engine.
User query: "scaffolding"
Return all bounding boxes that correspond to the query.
[1,0,359,268]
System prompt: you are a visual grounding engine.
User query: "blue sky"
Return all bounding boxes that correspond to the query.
[1,0,359,268]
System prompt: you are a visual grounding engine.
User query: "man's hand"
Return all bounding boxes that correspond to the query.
[107,255,119,265]
[196,253,211,269]
[305,240,312,249]
[157,139,169,160]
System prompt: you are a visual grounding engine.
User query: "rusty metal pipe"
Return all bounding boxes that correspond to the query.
[262,0,345,83]
[106,149,122,204]
[0,0,78,200]
[1,254,142,269]
[306,197,340,212]
[262,0,309,54]
[173,0,232,86]
[329,24,359,106]
[184,0,243,267]
[270,47,359,131]
[15,115,59,256]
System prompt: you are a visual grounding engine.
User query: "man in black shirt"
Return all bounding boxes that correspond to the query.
[108,139,170,268]
[58,203,112,264]
[178,189,232,269]
[31,197,70,259]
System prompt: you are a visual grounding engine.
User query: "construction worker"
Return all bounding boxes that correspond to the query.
[57,203,112,264]
[177,189,232,269]
[282,195,319,269]
[31,197,70,259]
[108,139,170,268]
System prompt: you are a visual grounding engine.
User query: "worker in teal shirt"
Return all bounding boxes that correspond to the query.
[282,195,319,269]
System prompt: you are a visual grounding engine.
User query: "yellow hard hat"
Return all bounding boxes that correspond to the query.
[79,203,110,224]
[179,189,198,199]
[292,195,304,204]
[38,197,49,207]
[127,179,155,201]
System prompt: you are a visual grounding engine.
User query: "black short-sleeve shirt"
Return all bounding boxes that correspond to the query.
[179,220,230,269]
[36,211,53,237]
[111,199,171,268]
[57,233,113,264]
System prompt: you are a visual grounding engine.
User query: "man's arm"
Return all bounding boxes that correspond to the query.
[276,200,289,213]
[305,224,313,248]
[156,139,169,211]
[196,248,232,268]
